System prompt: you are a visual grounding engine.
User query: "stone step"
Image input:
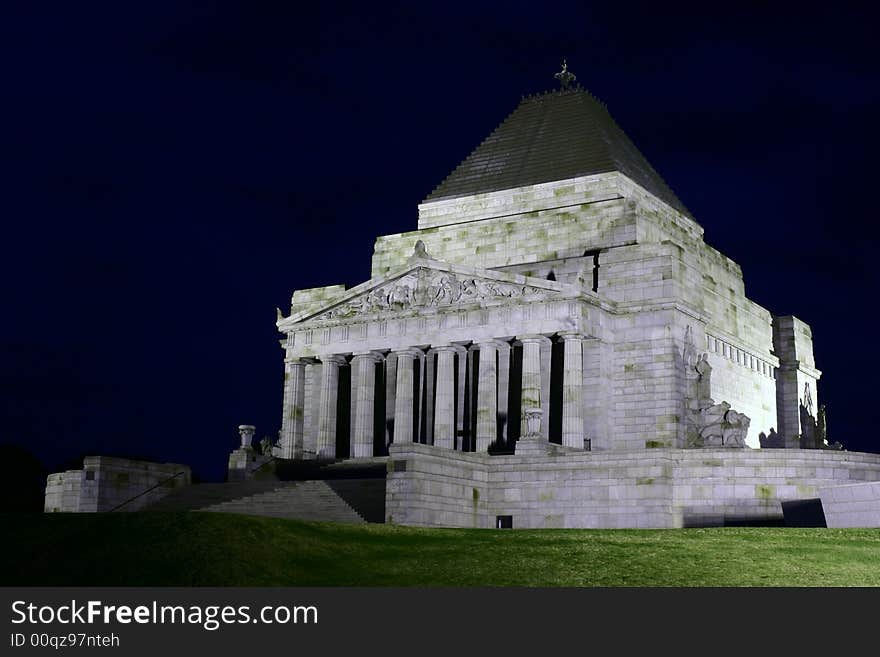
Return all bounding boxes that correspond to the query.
[146,481,289,511]
[200,481,368,524]
[145,477,386,523]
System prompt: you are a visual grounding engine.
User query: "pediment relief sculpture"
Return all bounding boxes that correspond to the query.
[303,267,557,323]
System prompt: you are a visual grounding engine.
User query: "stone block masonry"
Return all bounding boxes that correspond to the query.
[44,456,190,513]
[385,444,880,528]
[818,481,880,528]
[373,173,636,277]
[269,82,840,529]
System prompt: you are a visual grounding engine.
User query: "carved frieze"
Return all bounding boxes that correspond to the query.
[311,268,552,322]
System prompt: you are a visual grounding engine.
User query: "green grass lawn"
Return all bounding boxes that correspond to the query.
[3,512,879,586]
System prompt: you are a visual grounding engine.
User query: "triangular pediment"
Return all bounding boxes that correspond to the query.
[278,256,570,328]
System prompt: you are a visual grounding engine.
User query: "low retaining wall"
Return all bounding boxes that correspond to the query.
[385,448,489,527]
[818,481,880,528]
[385,444,880,528]
[44,456,191,513]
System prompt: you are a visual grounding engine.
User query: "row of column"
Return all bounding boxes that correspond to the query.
[278,332,587,460]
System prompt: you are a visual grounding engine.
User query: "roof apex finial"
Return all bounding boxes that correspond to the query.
[554,58,576,90]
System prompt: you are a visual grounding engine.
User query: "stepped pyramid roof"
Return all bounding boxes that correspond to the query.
[424,85,691,218]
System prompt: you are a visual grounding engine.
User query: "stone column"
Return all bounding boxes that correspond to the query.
[560,332,585,449]
[453,344,468,450]
[433,345,457,450]
[351,352,382,458]
[518,335,545,438]
[497,341,511,442]
[475,341,500,452]
[303,361,322,459]
[416,351,426,443]
[392,349,420,444]
[466,347,476,449]
[424,351,435,445]
[540,338,552,441]
[384,353,397,448]
[316,355,345,459]
[279,357,306,459]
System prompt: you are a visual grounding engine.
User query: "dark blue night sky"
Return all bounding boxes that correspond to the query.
[4,2,879,482]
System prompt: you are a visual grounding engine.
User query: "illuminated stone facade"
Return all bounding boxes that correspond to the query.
[275,87,820,462]
[268,84,857,528]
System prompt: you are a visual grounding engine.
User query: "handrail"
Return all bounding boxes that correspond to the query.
[109,470,187,512]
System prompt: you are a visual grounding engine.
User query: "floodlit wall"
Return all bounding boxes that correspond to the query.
[44,456,190,513]
[386,444,880,529]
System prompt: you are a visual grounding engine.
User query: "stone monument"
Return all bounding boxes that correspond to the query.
[261,63,880,527]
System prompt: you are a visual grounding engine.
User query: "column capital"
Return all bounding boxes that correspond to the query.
[319,354,348,366]
[517,334,552,345]
[450,343,469,356]
[284,357,309,366]
[391,347,424,359]
[475,338,509,350]
[352,350,384,362]
[558,331,587,342]
[431,344,458,353]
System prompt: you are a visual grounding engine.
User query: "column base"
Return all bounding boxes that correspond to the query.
[227,448,274,481]
[227,447,256,481]
[515,437,560,456]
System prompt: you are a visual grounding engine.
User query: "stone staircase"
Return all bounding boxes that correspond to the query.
[145,477,385,524]
[202,481,364,523]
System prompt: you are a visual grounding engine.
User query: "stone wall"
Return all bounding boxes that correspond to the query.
[416,172,623,229]
[818,481,880,528]
[385,443,489,527]
[44,471,83,513]
[669,449,878,526]
[281,162,825,464]
[610,307,682,450]
[386,444,880,528]
[373,174,636,277]
[704,336,778,448]
[368,171,810,453]
[773,315,821,447]
[622,179,823,451]
[44,456,190,513]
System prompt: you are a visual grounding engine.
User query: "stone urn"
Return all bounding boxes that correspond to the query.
[524,408,543,438]
[238,425,256,449]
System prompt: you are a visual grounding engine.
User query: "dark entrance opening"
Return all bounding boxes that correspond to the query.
[335,362,351,459]
[549,337,564,444]
[373,360,386,456]
[508,343,523,446]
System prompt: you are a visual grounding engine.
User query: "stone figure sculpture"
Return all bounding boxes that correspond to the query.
[684,351,750,449]
[412,240,430,259]
[794,393,844,450]
[389,283,413,308]
[803,382,814,417]
[722,409,750,447]
[554,59,576,89]
[313,267,548,321]
[759,427,784,448]
[694,353,712,401]
[697,401,729,447]
[799,385,818,449]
